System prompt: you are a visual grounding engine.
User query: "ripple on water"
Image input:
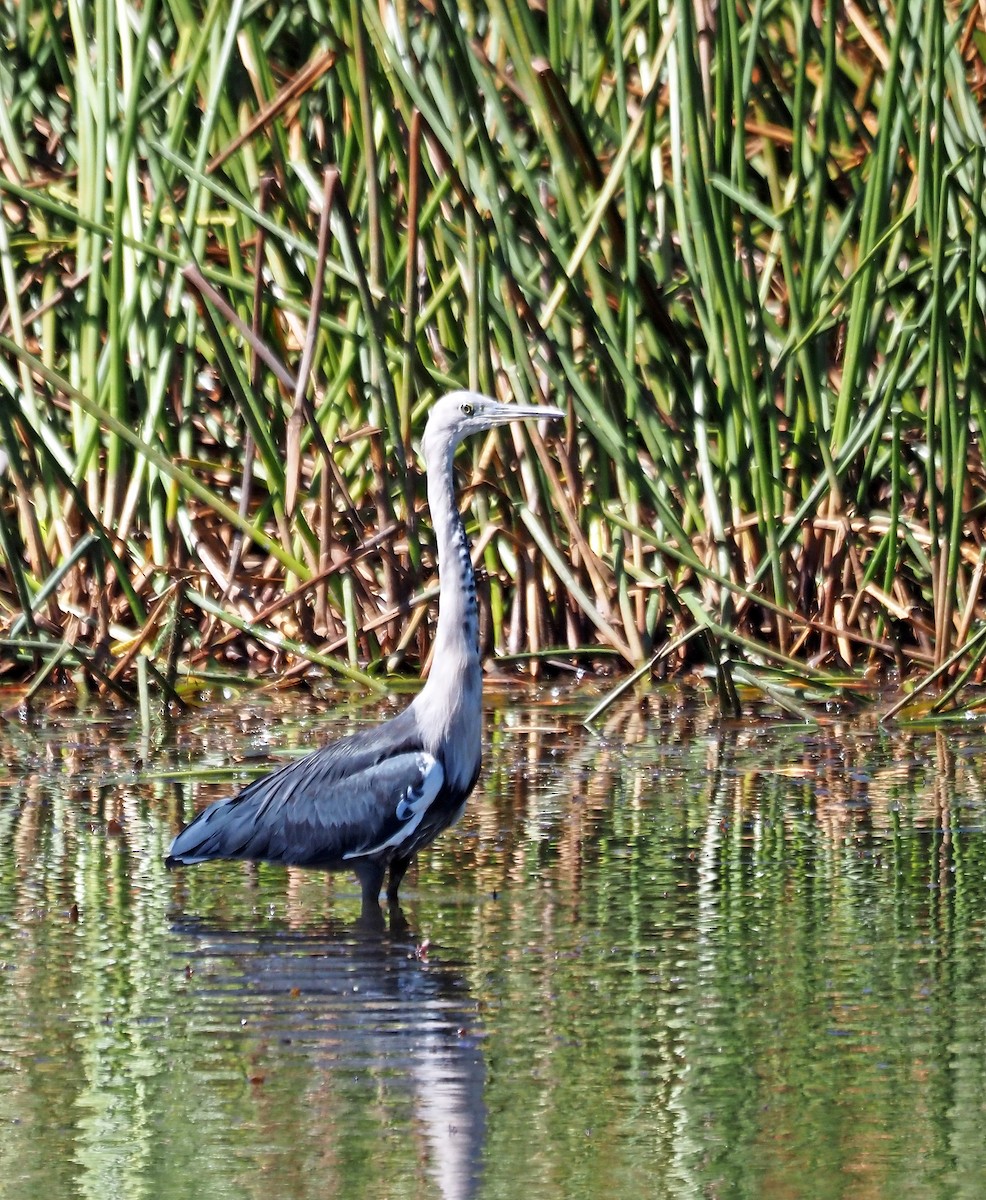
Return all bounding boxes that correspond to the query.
[1,696,986,1199]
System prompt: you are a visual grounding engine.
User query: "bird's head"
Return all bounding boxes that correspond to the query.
[421,390,565,462]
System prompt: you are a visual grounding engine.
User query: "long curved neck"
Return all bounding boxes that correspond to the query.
[411,435,484,786]
[425,443,480,674]
[410,426,485,793]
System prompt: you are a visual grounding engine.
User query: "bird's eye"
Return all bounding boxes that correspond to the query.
[460,402,474,416]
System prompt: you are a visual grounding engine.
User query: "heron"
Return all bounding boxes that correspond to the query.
[166,391,566,913]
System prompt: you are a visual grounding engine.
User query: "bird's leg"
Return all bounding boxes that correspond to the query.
[387,905,409,936]
[386,854,414,904]
[353,859,386,911]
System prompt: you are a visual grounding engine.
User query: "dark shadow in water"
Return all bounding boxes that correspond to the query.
[170,913,485,1200]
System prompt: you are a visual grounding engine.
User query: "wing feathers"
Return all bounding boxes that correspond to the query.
[167,747,444,869]
[343,756,443,859]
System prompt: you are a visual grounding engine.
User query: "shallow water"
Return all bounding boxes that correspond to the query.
[2,688,986,1199]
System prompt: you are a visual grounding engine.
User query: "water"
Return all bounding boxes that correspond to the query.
[2,688,986,1199]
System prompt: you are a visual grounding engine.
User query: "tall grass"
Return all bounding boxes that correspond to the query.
[1,2,985,712]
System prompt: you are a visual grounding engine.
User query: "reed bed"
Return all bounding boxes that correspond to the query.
[1,1,985,715]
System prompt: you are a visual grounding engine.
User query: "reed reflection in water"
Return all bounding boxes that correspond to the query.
[1,692,986,1198]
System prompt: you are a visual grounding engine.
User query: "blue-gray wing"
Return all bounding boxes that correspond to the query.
[167,750,444,868]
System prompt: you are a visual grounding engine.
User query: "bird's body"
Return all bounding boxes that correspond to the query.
[166,391,564,912]
[165,706,474,905]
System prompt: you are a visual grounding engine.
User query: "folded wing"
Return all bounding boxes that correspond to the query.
[166,748,444,869]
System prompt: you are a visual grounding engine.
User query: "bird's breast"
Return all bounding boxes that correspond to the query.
[411,649,483,796]
[440,698,482,795]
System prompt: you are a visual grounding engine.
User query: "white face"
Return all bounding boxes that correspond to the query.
[422,391,565,456]
[427,391,506,440]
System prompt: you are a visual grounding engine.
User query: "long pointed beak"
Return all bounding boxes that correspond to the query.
[488,402,566,425]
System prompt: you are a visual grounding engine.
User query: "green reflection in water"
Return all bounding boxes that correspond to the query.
[1,694,986,1199]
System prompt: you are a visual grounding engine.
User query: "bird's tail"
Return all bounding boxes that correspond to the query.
[165,796,238,866]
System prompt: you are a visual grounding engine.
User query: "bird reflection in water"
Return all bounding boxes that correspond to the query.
[172,914,485,1200]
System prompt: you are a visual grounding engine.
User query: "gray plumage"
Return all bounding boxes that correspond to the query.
[166,391,565,912]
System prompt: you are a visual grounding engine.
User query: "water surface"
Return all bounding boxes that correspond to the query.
[2,689,986,1199]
